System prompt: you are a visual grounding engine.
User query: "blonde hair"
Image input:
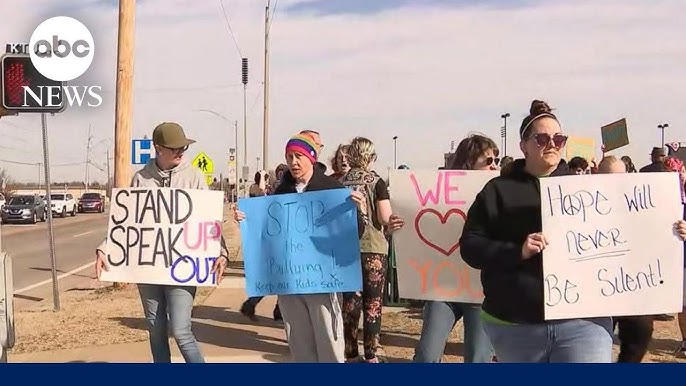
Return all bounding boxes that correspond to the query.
[348,137,377,170]
[597,156,623,173]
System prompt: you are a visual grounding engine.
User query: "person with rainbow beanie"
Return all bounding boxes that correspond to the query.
[235,131,368,362]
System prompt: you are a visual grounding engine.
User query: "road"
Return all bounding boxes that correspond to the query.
[1,212,108,308]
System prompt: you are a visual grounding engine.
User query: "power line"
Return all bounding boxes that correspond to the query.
[98,83,244,94]
[267,0,279,35]
[219,0,243,58]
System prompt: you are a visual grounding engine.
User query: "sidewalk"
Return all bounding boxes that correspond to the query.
[8,270,292,363]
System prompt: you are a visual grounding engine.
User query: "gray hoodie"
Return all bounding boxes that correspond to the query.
[96,158,228,260]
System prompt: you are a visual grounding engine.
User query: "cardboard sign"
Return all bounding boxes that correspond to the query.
[390,170,499,303]
[239,189,363,297]
[566,136,596,162]
[540,173,684,320]
[100,188,224,286]
[601,118,629,152]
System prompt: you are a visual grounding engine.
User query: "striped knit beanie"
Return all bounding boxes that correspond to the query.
[285,133,319,164]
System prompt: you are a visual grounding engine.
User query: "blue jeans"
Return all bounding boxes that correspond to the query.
[138,284,204,363]
[483,317,613,363]
[414,301,493,363]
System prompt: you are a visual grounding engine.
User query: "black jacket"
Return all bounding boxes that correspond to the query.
[460,159,569,324]
[274,164,365,238]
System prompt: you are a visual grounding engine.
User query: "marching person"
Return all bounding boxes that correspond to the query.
[340,136,405,363]
[413,134,497,363]
[459,100,614,363]
[94,122,228,363]
[235,131,368,362]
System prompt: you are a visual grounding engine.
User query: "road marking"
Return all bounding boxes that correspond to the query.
[72,231,93,238]
[15,261,95,295]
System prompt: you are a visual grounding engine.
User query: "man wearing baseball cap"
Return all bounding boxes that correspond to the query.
[94,122,228,363]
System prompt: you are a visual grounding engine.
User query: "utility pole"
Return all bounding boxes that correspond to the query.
[85,124,92,192]
[392,136,398,169]
[242,58,249,191]
[114,0,135,190]
[501,113,510,157]
[263,0,271,171]
[106,148,111,195]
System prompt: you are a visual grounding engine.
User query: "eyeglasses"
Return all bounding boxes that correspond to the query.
[527,133,568,149]
[161,145,189,154]
[485,157,500,166]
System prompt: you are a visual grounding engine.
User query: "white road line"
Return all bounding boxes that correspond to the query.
[72,231,93,238]
[15,261,95,295]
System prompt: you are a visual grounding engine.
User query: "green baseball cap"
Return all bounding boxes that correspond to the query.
[153,122,196,148]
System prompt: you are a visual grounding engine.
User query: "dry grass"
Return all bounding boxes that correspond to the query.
[379,308,686,363]
[10,283,213,355]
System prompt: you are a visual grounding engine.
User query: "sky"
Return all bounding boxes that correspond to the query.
[0,0,684,183]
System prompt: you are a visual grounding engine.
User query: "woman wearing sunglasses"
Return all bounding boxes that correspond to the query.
[413,134,498,363]
[459,100,615,363]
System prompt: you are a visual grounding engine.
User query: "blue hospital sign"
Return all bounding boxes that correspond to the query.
[132,139,154,165]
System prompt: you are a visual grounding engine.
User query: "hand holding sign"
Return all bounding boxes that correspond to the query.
[522,232,549,259]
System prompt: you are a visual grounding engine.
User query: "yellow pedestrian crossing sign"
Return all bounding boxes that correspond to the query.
[192,152,214,174]
[206,175,214,186]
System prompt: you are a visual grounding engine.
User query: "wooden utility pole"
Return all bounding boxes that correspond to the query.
[114,0,135,189]
[262,1,270,171]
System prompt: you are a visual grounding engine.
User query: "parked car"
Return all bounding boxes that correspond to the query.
[49,193,77,217]
[0,194,46,224]
[78,192,106,213]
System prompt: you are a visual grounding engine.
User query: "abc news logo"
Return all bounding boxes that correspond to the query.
[2,16,102,112]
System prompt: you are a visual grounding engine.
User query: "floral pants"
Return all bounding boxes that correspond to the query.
[342,253,388,360]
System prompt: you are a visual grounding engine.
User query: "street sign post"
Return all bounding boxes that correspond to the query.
[193,152,214,187]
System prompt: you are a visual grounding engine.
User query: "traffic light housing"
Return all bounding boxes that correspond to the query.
[242,57,248,85]
[1,53,64,113]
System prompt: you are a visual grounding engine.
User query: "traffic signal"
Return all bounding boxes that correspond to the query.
[242,57,248,85]
[1,53,64,113]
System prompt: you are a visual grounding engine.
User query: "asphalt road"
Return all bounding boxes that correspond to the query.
[1,212,108,295]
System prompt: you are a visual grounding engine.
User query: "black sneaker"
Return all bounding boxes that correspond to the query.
[240,300,258,321]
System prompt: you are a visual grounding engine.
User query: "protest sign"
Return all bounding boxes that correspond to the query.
[389,170,498,303]
[100,188,224,286]
[540,173,684,320]
[566,137,596,162]
[601,118,629,152]
[239,189,362,297]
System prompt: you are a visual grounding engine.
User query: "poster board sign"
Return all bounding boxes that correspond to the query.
[239,189,363,297]
[100,188,224,286]
[390,170,498,303]
[540,173,684,320]
[566,137,596,162]
[601,118,629,152]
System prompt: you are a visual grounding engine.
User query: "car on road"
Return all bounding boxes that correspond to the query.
[49,193,77,218]
[78,192,106,213]
[0,194,47,224]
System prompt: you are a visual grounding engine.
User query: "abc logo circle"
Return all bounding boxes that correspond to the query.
[29,16,95,82]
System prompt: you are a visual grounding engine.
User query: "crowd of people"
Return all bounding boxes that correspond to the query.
[94,99,686,364]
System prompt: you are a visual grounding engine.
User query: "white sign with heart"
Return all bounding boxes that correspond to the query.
[389,169,499,303]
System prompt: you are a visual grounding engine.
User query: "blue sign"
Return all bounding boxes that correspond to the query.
[131,139,153,165]
[238,189,362,297]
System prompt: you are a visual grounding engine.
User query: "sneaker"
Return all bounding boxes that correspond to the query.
[240,300,258,321]
[676,341,686,357]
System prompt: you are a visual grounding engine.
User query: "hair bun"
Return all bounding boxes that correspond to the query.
[530,100,552,115]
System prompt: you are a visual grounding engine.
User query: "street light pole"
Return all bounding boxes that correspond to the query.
[392,136,398,169]
[658,123,669,149]
[501,113,510,156]
[194,109,239,197]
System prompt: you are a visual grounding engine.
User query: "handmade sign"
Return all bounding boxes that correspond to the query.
[100,188,224,286]
[540,173,684,320]
[239,189,362,297]
[389,170,499,303]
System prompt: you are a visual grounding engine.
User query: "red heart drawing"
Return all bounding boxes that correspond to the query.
[414,208,467,256]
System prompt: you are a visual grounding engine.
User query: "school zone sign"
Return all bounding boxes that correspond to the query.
[390,170,499,303]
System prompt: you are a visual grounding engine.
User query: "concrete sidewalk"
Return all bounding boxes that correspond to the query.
[8,271,293,363]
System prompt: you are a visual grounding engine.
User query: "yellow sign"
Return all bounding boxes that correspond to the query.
[192,152,214,174]
[566,137,596,161]
[206,175,214,186]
